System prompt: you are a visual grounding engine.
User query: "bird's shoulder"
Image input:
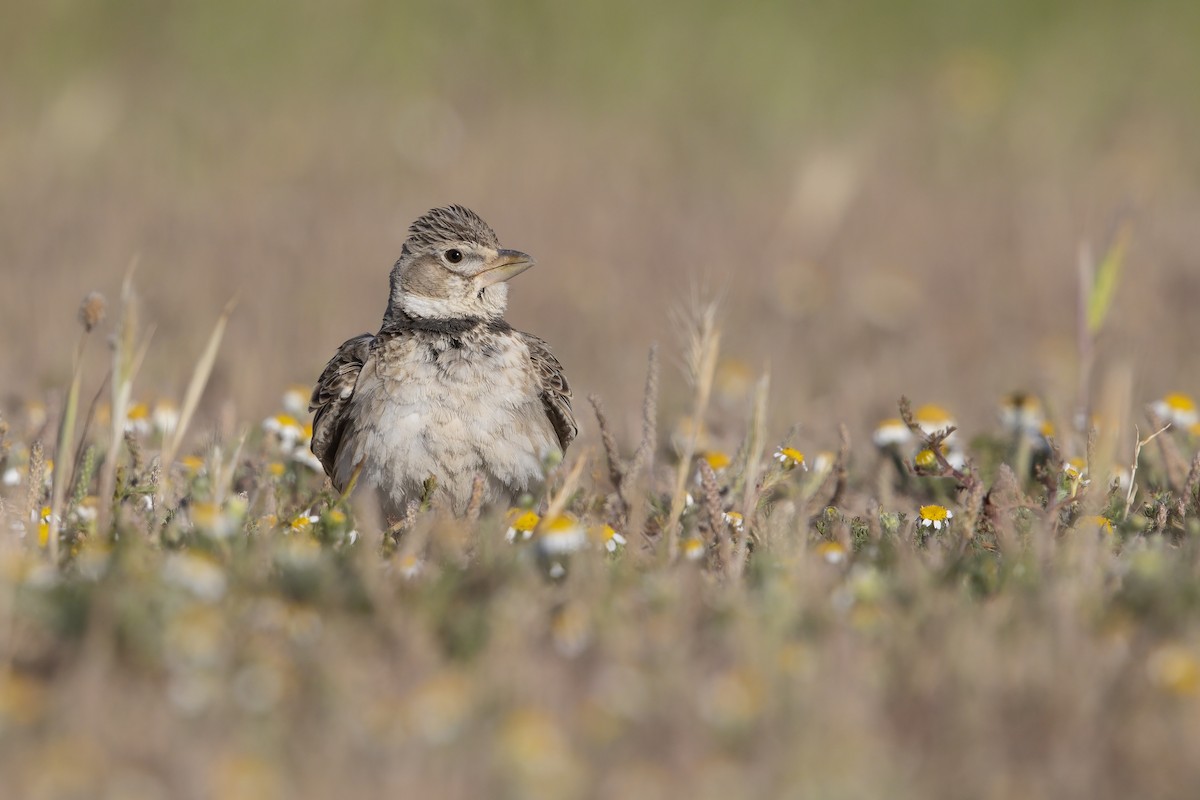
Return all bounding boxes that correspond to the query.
[514,329,577,452]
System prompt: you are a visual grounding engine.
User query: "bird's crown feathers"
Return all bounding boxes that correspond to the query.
[405,205,499,251]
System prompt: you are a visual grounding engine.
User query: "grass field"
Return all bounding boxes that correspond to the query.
[4,2,1200,798]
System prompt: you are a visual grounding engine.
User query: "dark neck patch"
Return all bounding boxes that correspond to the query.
[381,308,513,337]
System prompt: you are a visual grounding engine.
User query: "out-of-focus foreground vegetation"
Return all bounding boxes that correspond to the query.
[4,2,1200,798]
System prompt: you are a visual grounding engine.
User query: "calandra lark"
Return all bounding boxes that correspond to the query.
[309,205,576,518]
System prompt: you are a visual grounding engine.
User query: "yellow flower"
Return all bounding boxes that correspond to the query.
[773,446,807,470]
[180,455,206,475]
[398,553,423,579]
[289,512,319,532]
[1078,515,1114,536]
[701,451,731,471]
[915,444,965,471]
[36,506,53,548]
[1062,458,1088,481]
[1147,644,1200,696]
[723,511,745,532]
[591,524,627,553]
[914,404,956,436]
[914,448,939,469]
[263,413,306,451]
[538,515,587,555]
[815,540,847,564]
[505,509,540,543]
[917,504,953,531]
[269,413,299,430]
[267,462,286,478]
[682,536,706,561]
[191,501,222,528]
[126,402,151,436]
[1151,392,1199,428]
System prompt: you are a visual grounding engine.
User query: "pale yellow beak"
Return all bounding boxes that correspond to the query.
[475,248,534,288]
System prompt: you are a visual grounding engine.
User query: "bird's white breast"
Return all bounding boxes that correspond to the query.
[336,329,558,515]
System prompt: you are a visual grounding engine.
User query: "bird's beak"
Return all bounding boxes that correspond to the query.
[475,249,534,288]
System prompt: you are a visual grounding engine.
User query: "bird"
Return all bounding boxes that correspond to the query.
[309,205,576,519]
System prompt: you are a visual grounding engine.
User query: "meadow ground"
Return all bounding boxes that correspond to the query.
[4,2,1200,798]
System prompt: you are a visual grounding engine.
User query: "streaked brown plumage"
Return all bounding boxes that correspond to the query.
[310,205,575,517]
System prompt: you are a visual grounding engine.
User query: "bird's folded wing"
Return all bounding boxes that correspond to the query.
[520,332,577,452]
[309,333,375,477]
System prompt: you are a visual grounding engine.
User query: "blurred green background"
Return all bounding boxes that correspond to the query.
[3,0,1199,448]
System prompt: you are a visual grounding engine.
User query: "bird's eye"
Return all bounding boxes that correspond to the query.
[444,249,463,264]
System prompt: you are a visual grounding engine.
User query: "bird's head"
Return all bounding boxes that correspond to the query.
[386,205,534,322]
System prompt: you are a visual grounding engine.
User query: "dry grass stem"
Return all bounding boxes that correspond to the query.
[664,303,720,562]
[97,267,153,536]
[588,394,625,499]
[729,371,769,579]
[540,449,591,529]
[827,423,851,509]
[1124,423,1171,520]
[158,297,236,506]
[628,344,659,483]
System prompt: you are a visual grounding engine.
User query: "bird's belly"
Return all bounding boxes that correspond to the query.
[349,352,557,511]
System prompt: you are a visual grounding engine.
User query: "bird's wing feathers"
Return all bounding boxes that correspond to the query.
[309,333,374,478]
[520,332,577,452]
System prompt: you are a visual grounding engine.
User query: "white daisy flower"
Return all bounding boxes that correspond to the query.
[505,509,539,543]
[537,515,587,555]
[872,418,912,448]
[152,400,180,437]
[682,536,706,561]
[283,385,310,417]
[1151,392,1199,428]
[917,504,953,531]
[126,402,152,436]
[398,553,424,580]
[593,524,627,553]
[773,446,807,470]
[815,540,847,564]
[914,404,956,437]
